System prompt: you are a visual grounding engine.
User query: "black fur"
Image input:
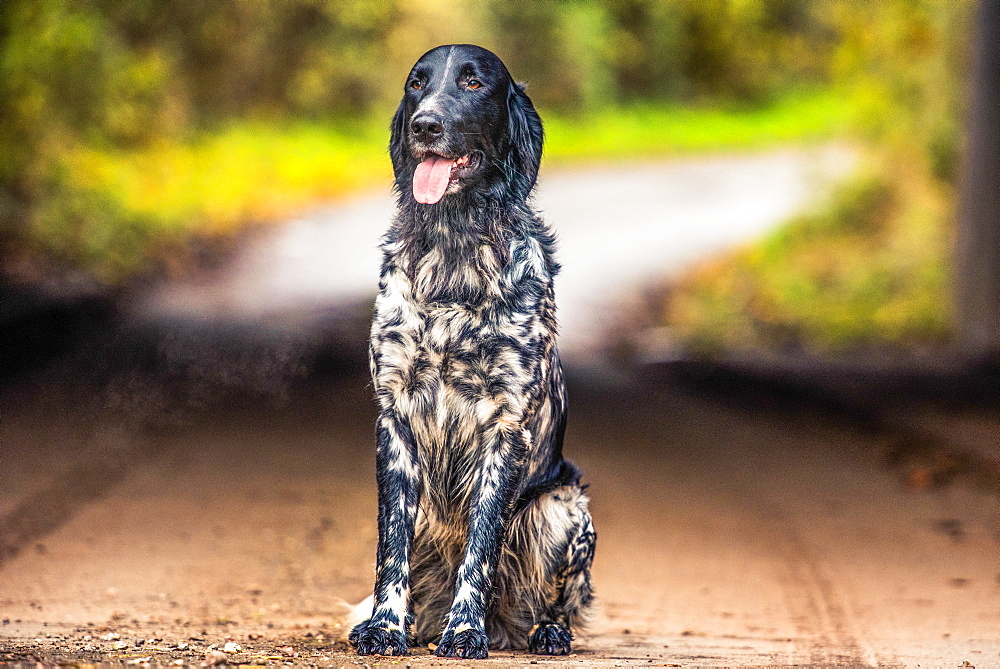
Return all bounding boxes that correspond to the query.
[351,44,595,659]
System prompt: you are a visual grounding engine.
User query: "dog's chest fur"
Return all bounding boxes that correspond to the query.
[370,205,558,522]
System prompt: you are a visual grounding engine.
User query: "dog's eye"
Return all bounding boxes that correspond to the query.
[467,79,482,90]
[410,80,422,90]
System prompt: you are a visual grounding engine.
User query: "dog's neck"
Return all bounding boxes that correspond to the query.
[388,194,514,306]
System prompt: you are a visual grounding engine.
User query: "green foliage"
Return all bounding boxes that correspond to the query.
[0,0,970,295]
[28,120,390,282]
[664,169,952,354]
[659,1,972,355]
[832,0,970,182]
[487,0,838,110]
[1,0,849,284]
[20,90,839,284]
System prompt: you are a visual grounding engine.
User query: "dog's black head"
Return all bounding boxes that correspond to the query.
[390,44,543,206]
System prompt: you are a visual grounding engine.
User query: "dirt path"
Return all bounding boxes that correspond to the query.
[2,368,999,667]
[3,149,999,667]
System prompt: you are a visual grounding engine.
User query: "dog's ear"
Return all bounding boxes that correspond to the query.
[507,82,544,195]
[389,98,409,180]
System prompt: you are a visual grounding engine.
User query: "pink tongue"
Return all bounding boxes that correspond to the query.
[413,156,453,204]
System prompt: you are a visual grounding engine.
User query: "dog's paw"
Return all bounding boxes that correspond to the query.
[527,621,573,655]
[349,619,408,656]
[434,626,489,659]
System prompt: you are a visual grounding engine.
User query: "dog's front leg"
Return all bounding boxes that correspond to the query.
[350,410,421,656]
[434,411,529,659]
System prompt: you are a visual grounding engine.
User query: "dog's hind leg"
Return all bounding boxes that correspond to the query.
[350,410,422,656]
[530,492,596,655]
[491,481,595,654]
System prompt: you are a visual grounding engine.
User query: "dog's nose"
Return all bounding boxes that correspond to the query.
[410,114,444,143]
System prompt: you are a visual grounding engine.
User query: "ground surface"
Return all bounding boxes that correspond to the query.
[3,150,1000,667]
[2,371,999,667]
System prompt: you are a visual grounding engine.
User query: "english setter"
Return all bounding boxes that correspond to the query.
[349,44,595,660]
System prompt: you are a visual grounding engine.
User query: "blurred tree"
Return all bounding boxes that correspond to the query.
[0,0,967,287]
[678,0,837,102]
[657,0,974,354]
[0,0,176,278]
[829,0,969,181]
[604,0,687,102]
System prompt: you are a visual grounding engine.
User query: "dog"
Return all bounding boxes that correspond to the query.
[349,44,595,660]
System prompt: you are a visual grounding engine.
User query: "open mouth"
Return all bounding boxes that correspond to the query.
[412,152,483,204]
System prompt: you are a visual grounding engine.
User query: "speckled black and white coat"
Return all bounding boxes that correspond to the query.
[348,45,595,660]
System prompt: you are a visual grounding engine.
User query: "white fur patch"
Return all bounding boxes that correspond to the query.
[341,594,374,639]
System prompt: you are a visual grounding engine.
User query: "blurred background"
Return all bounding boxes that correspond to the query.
[0,0,973,359]
[4,2,1000,664]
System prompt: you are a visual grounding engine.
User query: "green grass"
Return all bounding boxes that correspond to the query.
[31,88,849,283]
[544,88,850,162]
